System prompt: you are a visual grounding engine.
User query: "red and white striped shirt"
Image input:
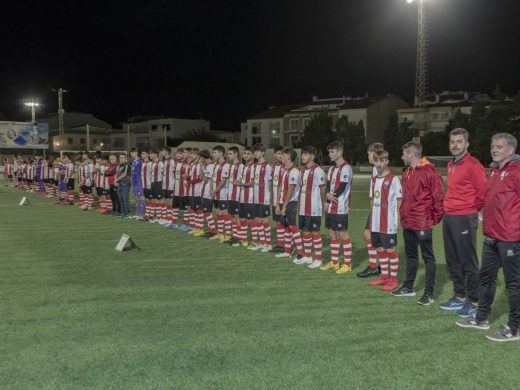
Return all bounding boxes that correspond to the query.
[41,162,53,179]
[228,162,244,202]
[202,162,215,200]
[370,173,402,234]
[65,163,75,180]
[151,160,164,183]
[240,163,255,204]
[141,161,152,189]
[27,164,35,180]
[162,157,175,191]
[173,160,187,197]
[253,161,272,205]
[299,164,326,216]
[84,163,94,186]
[188,162,203,197]
[278,164,300,204]
[326,162,353,215]
[4,162,13,176]
[78,164,85,185]
[271,163,285,206]
[212,161,230,201]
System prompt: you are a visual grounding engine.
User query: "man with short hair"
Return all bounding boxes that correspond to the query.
[234,147,256,247]
[392,141,444,305]
[320,141,354,275]
[439,128,487,316]
[274,148,302,261]
[357,142,384,278]
[457,133,520,342]
[211,145,231,241]
[271,146,286,253]
[130,148,146,219]
[224,146,244,245]
[297,146,327,268]
[250,143,273,252]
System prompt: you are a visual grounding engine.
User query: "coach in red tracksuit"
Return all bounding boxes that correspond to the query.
[440,128,487,314]
[392,141,444,305]
[457,133,520,342]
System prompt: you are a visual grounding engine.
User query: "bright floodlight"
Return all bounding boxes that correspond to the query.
[24,102,39,107]
[407,0,415,3]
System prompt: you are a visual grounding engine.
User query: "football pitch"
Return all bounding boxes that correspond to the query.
[1,175,518,389]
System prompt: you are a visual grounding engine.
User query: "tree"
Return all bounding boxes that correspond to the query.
[336,116,366,165]
[300,112,336,164]
[383,113,401,165]
[179,128,219,142]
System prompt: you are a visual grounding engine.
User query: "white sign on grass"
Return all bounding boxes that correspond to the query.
[115,234,138,252]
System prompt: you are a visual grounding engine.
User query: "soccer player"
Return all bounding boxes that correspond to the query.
[233,146,255,247]
[160,147,175,225]
[184,148,200,231]
[76,156,85,206]
[41,156,55,197]
[366,149,403,291]
[80,154,95,210]
[141,151,153,220]
[56,157,68,204]
[148,150,164,222]
[199,149,218,238]
[63,154,75,205]
[210,145,231,241]
[357,142,385,278]
[130,148,146,219]
[274,148,302,260]
[297,146,326,268]
[187,149,204,235]
[320,141,354,274]
[392,141,444,305]
[94,155,109,213]
[172,148,189,230]
[223,146,244,245]
[456,133,520,342]
[439,128,486,316]
[250,143,273,251]
[271,146,286,253]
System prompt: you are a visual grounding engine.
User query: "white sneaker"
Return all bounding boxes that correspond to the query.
[294,256,313,265]
[261,245,272,253]
[252,245,264,252]
[308,260,322,268]
[79,205,87,211]
[275,252,291,258]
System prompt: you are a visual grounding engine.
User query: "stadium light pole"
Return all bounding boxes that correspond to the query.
[406,0,428,108]
[24,101,39,124]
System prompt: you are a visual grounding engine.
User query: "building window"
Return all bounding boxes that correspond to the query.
[151,125,158,130]
[67,138,73,145]
[289,118,299,131]
[161,124,171,131]
[269,135,280,148]
[80,138,85,145]
[136,137,149,149]
[430,112,450,121]
[269,121,280,134]
[252,136,262,145]
[251,122,261,134]
[289,134,300,147]
[113,137,124,148]
[302,117,311,129]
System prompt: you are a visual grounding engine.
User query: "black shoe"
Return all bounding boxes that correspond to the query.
[201,232,215,238]
[417,292,434,306]
[356,265,381,278]
[391,286,416,297]
[226,238,239,245]
[271,246,284,254]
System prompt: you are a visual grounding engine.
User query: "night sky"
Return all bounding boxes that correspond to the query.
[1,0,519,130]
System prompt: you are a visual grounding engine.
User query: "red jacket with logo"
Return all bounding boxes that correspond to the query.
[400,162,444,231]
[444,153,487,215]
[483,155,520,242]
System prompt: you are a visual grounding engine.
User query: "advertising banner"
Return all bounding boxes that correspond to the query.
[0,121,49,149]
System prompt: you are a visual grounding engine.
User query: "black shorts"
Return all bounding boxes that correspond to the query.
[81,185,92,194]
[254,204,270,218]
[371,232,398,249]
[280,202,297,227]
[202,198,214,213]
[239,203,255,220]
[144,188,152,199]
[272,205,282,222]
[190,196,201,211]
[151,182,163,199]
[325,213,349,231]
[54,179,59,186]
[96,186,106,196]
[214,200,228,210]
[227,200,240,215]
[66,178,75,191]
[299,215,322,232]
[365,213,371,230]
[163,189,173,199]
[172,196,187,210]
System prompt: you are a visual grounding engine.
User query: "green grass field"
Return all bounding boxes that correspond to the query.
[1,175,518,389]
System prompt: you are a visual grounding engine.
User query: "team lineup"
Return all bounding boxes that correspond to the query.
[2,129,520,343]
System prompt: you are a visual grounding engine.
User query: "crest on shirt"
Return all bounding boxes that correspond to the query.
[374,191,381,198]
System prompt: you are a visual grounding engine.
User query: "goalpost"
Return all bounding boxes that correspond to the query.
[58,150,128,158]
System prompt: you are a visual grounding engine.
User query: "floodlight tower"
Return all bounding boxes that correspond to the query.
[52,88,68,135]
[407,0,428,107]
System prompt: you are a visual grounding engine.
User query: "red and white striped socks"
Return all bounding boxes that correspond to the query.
[366,238,378,269]
[313,233,322,261]
[343,239,352,265]
[378,250,389,278]
[303,233,313,258]
[388,250,399,283]
[290,226,303,256]
[275,222,285,248]
[330,239,340,264]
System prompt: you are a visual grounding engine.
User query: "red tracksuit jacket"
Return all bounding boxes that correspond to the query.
[483,155,520,242]
[444,153,487,215]
[400,162,445,231]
